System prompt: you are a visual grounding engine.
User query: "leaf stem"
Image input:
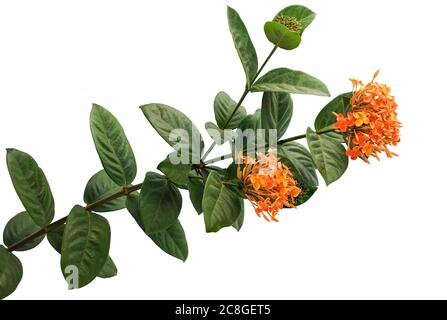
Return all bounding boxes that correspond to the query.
[202,45,278,161]
[252,45,278,82]
[7,182,143,252]
[203,127,337,165]
[278,126,335,144]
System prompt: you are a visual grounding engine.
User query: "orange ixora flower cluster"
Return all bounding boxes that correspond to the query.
[237,151,301,222]
[333,71,401,162]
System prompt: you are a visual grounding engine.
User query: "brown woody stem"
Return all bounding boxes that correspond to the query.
[7,183,143,252]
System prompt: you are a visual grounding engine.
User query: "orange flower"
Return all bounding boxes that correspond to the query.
[237,151,301,222]
[333,71,401,162]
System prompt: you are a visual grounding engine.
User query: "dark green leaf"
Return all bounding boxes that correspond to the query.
[47,224,65,253]
[232,200,245,231]
[6,149,54,227]
[264,21,301,50]
[278,142,318,188]
[239,109,262,131]
[90,104,137,186]
[188,177,205,215]
[261,92,293,140]
[140,104,203,163]
[275,5,316,35]
[126,194,188,261]
[60,205,111,288]
[83,170,126,212]
[227,6,258,86]
[126,193,144,229]
[97,256,118,279]
[225,163,238,180]
[3,212,45,251]
[315,92,352,131]
[0,245,23,300]
[296,185,318,206]
[214,91,247,129]
[140,172,182,234]
[202,171,241,233]
[157,153,192,187]
[306,128,349,186]
[149,220,188,262]
[251,68,330,96]
[277,142,319,205]
[48,224,116,279]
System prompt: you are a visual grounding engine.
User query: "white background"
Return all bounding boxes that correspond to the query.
[0,0,446,300]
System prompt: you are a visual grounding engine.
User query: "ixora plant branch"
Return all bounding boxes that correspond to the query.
[0,5,401,299]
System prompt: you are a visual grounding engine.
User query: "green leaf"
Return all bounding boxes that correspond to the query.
[202,171,241,233]
[0,245,23,300]
[277,142,319,206]
[140,104,203,163]
[60,205,111,288]
[239,109,262,131]
[227,6,258,86]
[97,256,118,279]
[306,128,349,186]
[232,200,245,231]
[188,177,205,215]
[264,21,301,50]
[214,91,247,129]
[157,153,192,187]
[48,224,116,278]
[47,224,65,253]
[90,104,137,186]
[149,220,188,262]
[126,193,144,230]
[261,92,293,140]
[126,194,188,261]
[275,5,316,35]
[225,163,238,180]
[251,68,330,96]
[140,172,182,234]
[294,184,317,206]
[6,149,54,227]
[47,224,118,278]
[278,142,318,188]
[83,170,126,212]
[3,212,45,251]
[315,92,352,131]
[205,122,238,145]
